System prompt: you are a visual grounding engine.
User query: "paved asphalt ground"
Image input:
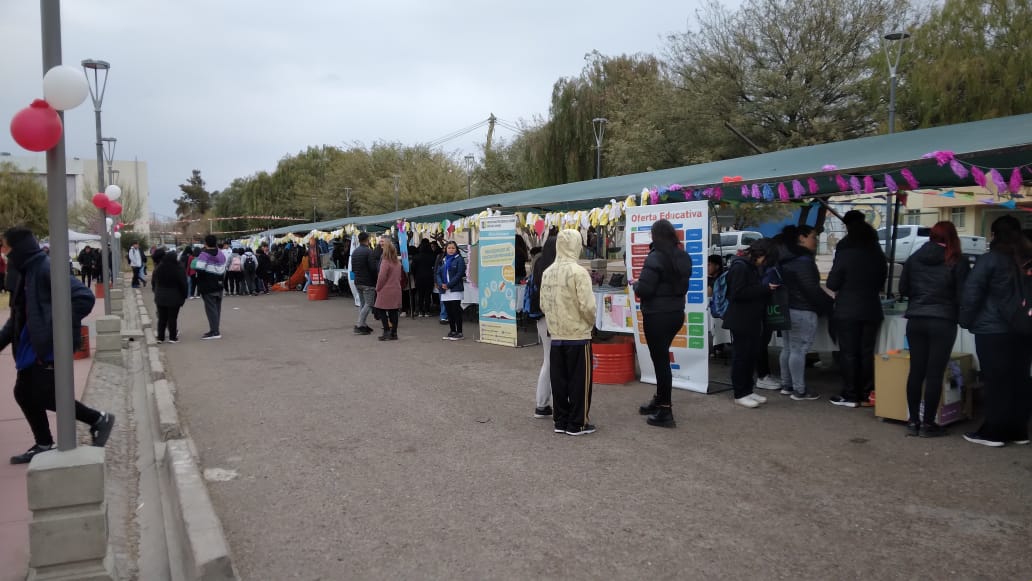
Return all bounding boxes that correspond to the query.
[156,291,1031,580]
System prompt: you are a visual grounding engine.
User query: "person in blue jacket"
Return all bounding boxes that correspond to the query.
[436,241,467,340]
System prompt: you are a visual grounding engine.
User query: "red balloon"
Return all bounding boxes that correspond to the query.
[92,192,110,210]
[107,201,123,216]
[10,99,62,152]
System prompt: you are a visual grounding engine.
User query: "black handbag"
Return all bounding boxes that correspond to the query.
[765,285,792,331]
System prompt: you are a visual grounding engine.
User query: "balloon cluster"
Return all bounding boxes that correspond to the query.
[8,65,89,152]
[92,184,123,216]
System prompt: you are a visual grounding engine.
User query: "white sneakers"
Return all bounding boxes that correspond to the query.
[749,393,768,404]
[755,376,781,390]
[734,393,767,408]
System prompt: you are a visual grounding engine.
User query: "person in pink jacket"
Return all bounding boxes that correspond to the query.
[374,240,406,341]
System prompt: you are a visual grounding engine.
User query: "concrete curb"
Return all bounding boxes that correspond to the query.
[153,380,183,441]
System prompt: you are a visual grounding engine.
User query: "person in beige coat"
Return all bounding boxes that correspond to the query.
[540,229,597,436]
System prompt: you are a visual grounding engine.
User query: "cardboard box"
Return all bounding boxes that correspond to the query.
[874,352,974,425]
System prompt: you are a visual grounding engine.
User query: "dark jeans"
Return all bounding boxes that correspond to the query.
[380,309,400,336]
[550,340,593,429]
[202,292,222,334]
[444,300,463,334]
[643,312,684,406]
[14,363,101,446]
[905,317,957,425]
[730,327,763,399]
[156,305,181,341]
[415,284,433,315]
[974,333,1032,442]
[131,266,142,287]
[836,318,881,402]
[755,321,775,378]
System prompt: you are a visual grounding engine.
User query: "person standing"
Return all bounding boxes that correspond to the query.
[528,236,557,420]
[826,212,888,408]
[374,242,405,341]
[351,232,378,335]
[777,225,833,402]
[242,248,259,296]
[410,239,436,317]
[257,244,273,294]
[959,215,1032,447]
[128,241,144,288]
[723,239,778,409]
[76,246,94,287]
[0,227,115,464]
[436,241,466,340]
[152,251,188,343]
[540,229,598,435]
[633,219,693,428]
[193,235,227,340]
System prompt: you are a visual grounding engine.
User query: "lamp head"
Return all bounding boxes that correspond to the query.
[884,31,910,41]
[81,59,110,71]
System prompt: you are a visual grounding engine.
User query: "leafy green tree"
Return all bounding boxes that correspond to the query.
[0,162,49,233]
[68,178,144,235]
[174,170,212,219]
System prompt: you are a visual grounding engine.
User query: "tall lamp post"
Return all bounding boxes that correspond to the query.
[392,175,400,212]
[344,187,352,218]
[463,154,475,199]
[101,136,121,281]
[82,57,112,314]
[882,31,910,297]
[592,117,607,179]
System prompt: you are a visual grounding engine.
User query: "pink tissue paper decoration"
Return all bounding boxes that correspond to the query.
[777,182,789,201]
[901,168,919,190]
[949,159,969,179]
[751,184,761,199]
[971,166,986,188]
[742,185,750,199]
[989,169,1007,193]
[649,189,659,205]
[835,175,849,192]
[821,164,838,171]
[807,177,820,195]
[668,184,683,191]
[849,176,862,195]
[792,180,805,199]
[1010,168,1024,194]
[683,189,692,200]
[712,187,723,201]
[922,150,956,166]
[863,175,875,194]
[884,174,898,193]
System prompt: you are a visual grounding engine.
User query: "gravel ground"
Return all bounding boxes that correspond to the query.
[157,291,1032,580]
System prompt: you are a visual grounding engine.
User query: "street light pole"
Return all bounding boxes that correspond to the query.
[82,57,112,314]
[592,117,607,179]
[392,175,400,212]
[463,155,475,199]
[344,187,352,218]
[882,31,910,297]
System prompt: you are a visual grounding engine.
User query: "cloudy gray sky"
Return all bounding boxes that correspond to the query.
[1,0,713,218]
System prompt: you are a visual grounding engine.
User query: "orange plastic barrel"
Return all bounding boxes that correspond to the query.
[307,284,329,301]
[74,325,90,360]
[592,336,636,384]
[94,282,105,299]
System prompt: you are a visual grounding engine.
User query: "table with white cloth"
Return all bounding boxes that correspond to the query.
[323,269,360,307]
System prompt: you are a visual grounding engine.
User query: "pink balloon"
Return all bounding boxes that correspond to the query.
[92,192,110,210]
[534,219,546,237]
[10,99,62,152]
[107,201,123,216]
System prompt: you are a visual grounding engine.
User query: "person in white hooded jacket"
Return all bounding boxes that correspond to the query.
[539,229,597,436]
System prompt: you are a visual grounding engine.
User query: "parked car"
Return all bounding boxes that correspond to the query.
[878,225,986,263]
[710,230,763,264]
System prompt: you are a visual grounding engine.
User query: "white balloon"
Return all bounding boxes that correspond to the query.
[105,217,114,229]
[113,231,122,239]
[42,66,89,111]
[105,184,122,200]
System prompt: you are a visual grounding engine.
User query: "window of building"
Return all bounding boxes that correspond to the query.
[905,210,921,225]
[950,207,966,228]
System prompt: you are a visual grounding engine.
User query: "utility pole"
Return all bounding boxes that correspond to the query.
[464,155,475,199]
[344,187,352,218]
[882,30,910,297]
[392,175,400,212]
[592,117,607,179]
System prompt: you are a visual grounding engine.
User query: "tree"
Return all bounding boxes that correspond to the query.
[897,0,1032,128]
[68,179,144,236]
[0,162,49,234]
[174,170,212,219]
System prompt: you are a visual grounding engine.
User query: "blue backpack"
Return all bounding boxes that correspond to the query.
[709,270,730,318]
[524,273,543,320]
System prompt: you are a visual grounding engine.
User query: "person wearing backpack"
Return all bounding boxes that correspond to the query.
[226,249,244,296]
[959,215,1032,447]
[722,239,778,408]
[632,220,693,428]
[242,249,258,296]
[528,236,557,421]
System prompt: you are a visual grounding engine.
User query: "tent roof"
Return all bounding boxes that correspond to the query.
[264,113,1032,236]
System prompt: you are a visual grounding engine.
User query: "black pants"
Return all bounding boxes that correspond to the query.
[836,318,881,402]
[156,305,181,341]
[755,321,775,378]
[444,300,463,334]
[550,340,593,429]
[131,266,142,287]
[730,327,762,398]
[415,284,433,315]
[643,312,684,406]
[14,364,101,447]
[975,333,1032,442]
[380,308,400,337]
[202,292,222,334]
[905,317,957,425]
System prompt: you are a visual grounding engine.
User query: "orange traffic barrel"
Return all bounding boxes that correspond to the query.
[592,336,636,384]
[307,284,329,301]
[74,325,90,360]
[94,282,105,299]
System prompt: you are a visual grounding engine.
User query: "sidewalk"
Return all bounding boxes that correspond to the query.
[0,292,99,581]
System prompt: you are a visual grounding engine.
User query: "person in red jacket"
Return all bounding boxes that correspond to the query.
[374,241,405,341]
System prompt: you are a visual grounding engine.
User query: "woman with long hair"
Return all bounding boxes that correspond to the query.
[528,236,558,420]
[436,241,467,340]
[152,251,188,343]
[777,224,833,401]
[634,219,693,427]
[898,221,970,437]
[374,241,405,341]
[959,215,1032,447]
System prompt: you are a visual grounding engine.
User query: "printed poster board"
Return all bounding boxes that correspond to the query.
[625,201,711,393]
[477,215,518,347]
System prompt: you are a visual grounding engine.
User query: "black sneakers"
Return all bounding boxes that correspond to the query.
[534,406,552,419]
[10,444,54,465]
[201,332,222,340]
[553,423,567,434]
[829,396,858,408]
[905,422,920,437]
[919,423,945,438]
[91,412,116,447]
[790,391,821,401]
[565,424,597,436]
[963,432,1004,447]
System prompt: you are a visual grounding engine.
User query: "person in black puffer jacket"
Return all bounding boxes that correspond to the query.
[350,232,378,334]
[722,238,778,408]
[777,225,833,401]
[958,215,1032,447]
[633,219,693,428]
[152,250,188,343]
[898,221,969,437]
[826,212,887,407]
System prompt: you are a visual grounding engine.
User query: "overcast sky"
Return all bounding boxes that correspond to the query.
[0,1,715,219]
